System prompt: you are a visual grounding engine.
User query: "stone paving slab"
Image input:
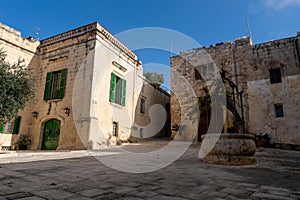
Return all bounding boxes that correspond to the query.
[0,142,300,199]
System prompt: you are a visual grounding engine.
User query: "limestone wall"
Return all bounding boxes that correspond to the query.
[133,81,170,139]
[26,23,98,150]
[88,31,142,148]
[171,32,300,146]
[0,22,40,149]
[247,34,300,144]
[0,22,39,65]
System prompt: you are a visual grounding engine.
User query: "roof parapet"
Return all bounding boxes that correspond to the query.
[40,22,138,62]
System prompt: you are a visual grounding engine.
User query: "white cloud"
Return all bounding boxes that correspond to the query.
[264,0,300,10]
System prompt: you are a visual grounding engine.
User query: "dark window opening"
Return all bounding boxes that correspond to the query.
[51,71,61,99]
[115,76,123,105]
[112,122,118,137]
[195,68,202,80]
[275,104,284,118]
[140,97,146,114]
[269,68,282,84]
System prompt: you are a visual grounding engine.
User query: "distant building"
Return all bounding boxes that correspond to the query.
[171,33,300,148]
[0,22,170,150]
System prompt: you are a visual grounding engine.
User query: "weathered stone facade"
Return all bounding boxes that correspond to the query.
[0,23,39,149]
[0,22,170,150]
[171,33,300,146]
[133,82,170,139]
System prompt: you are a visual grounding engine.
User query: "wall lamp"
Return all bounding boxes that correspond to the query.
[32,111,38,119]
[63,107,71,116]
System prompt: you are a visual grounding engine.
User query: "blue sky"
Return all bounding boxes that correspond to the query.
[1,0,300,89]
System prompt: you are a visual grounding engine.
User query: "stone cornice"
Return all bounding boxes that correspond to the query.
[39,22,138,63]
[96,23,137,61]
[40,22,98,46]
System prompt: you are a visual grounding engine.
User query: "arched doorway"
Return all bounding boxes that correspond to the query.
[42,119,61,150]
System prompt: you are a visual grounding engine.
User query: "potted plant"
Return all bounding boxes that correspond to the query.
[15,134,32,150]
[254,133,271,148]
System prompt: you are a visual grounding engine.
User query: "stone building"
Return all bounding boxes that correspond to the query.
[0,22,170,150]
[171,33,300,147]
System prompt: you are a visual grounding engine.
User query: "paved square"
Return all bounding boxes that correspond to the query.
[0,141,299,199]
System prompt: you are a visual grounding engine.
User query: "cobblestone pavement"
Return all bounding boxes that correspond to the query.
[0,141,299,200]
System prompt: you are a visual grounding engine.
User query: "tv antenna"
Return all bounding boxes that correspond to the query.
[246,19,252,38]
[35,26,40,41]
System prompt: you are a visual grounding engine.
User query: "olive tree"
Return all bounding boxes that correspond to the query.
[143,71,164,86]
[0,50,34,125]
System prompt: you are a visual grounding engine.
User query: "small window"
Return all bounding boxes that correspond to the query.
[275,104,284,118]
[0,116,21,134]
[112,122,118,137]
[195,68,201,80]
[0,124,4,133]
[44,68,67,100]
[109,73,126,106]
[269,68,282,84]
[0,121,11,133]
[140,97,146,114]
[13,116,22,134]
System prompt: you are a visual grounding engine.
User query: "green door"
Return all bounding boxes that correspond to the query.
[42,119,61,150]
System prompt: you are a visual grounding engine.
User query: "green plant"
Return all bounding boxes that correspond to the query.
[227,126,235,133]
[15,134,32,150]
[0,49,35,125]
[143,71,164,86]
[254,133,271,148]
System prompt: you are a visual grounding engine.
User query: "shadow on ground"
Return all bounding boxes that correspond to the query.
[0,142,300,200]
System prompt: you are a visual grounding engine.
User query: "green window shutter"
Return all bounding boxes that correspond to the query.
[109,73,117,103]
[44,72,53,100]
[12,116,21,134]
[121,79,126,106]
[58,68,68,99]
[0,125,4,133]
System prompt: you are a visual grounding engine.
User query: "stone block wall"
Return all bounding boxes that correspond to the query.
[171,33,300,146]
[133,81,170,139]
[0,22,40,149]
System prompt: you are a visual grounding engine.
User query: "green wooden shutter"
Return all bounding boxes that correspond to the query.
[0,125,4,133]
[44,72,53,100]
[12,116,21,134]
[58,68,67,99]
[121,79,126,106]
[109,73,117,103]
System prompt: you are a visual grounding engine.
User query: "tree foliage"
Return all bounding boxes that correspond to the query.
[143,71,164,86]
[0,49,34,125]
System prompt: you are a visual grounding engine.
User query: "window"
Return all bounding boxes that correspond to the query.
[13,116,21,134]
[44,68,67,100]
[6,121,13,133]
[195,68,202,80]
[269,68,282,84]
[0,116,21,134]
[275,104,284,118]
[196,63,214,79]
[109,73,126,106]
[112,122,118,137]
[140,97,146,114]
